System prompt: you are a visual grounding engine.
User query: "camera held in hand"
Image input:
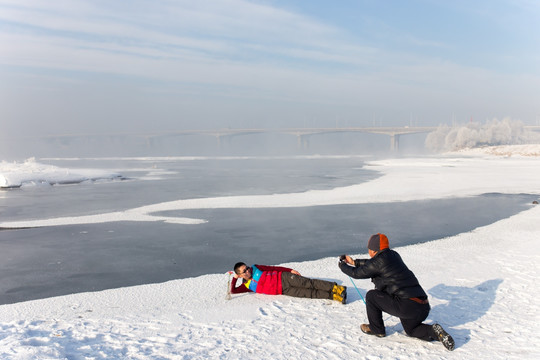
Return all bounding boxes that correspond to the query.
[339,254,346,262]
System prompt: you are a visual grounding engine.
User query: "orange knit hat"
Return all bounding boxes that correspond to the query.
[367,233,389,251]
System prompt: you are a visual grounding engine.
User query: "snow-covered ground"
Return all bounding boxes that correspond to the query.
[1,145,539,359]
[450,144,540,157]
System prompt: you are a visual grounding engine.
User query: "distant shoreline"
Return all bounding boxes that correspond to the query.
[446,144,540,157]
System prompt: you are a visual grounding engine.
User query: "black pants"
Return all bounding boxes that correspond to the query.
[280,272,335,300]
[366,289,437,341]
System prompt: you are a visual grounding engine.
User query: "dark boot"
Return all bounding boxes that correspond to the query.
[432,324,455,351]
[361,324,385,338]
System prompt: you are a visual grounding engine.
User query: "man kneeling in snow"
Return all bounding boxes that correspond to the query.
[231,262,346,304]
[339,233,455,351]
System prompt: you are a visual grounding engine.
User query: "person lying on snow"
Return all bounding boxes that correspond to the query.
[231,262,347,304]
[338,233,455,351]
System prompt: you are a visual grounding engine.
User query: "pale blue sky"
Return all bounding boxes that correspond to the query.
[1,0,539,137]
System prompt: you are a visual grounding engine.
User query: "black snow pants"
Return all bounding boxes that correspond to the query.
[366,289,438,341]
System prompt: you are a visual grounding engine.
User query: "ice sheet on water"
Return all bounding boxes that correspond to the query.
[0,158,123,188]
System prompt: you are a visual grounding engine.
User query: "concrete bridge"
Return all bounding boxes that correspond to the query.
[39,125,540,151]
[143,126,439,150]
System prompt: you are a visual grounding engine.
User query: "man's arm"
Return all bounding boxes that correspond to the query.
[258,265,302,276]
[339,255,367,268]
[230,277,252,294]
[354,259,368,267]
[255,264,296,273]
[339,258,373,279]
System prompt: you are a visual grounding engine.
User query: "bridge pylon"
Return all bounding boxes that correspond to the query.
[297,135,310,149]
[390,134,400,151]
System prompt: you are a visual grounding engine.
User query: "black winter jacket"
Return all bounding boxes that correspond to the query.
[339,249,427,299]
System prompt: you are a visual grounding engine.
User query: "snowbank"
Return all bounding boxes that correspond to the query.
[448,144,540,157]
[0,196,538,359]
[0,158,123,188]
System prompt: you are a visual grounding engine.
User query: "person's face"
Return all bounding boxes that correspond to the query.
[369,249,378,258]
[237,265,252,280]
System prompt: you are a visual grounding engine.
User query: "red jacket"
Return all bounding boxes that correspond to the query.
[231,264,293,295]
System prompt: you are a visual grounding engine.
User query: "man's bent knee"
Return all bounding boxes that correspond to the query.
[366,289,382,302]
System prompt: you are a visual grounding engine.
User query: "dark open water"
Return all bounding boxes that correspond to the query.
[0,156,534,304]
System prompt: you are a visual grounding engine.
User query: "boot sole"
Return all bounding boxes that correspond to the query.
[433,324,455,351]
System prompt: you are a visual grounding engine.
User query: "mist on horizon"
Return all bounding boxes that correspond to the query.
[0,129,430,160]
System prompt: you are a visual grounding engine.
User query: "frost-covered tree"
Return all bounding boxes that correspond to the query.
[425,118,540,153]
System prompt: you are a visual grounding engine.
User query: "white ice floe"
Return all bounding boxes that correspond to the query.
[0,146,539,358]
[1,146,540,229]
[0,158,122,188]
